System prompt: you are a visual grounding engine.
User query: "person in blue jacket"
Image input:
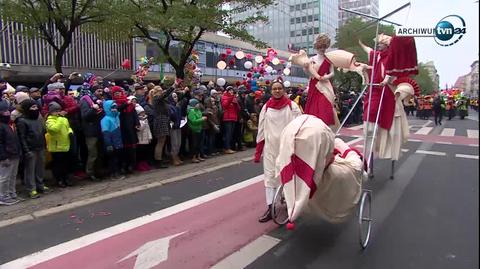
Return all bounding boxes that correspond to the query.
[101,100,125,180]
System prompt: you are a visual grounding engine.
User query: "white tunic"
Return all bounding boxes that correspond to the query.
[257,101,302,188]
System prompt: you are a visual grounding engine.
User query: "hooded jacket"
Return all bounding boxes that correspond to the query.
[16,100,46,153]
[46,114,73,152]
[100,100,123,150]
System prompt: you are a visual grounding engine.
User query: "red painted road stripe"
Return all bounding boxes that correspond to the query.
[29,181,276,269]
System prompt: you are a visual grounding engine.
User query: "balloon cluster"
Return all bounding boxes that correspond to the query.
[216,47,292,90]
[185,50,202,85]
[133,56,155,83]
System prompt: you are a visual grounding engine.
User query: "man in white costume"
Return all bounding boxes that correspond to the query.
[254,79,302,222]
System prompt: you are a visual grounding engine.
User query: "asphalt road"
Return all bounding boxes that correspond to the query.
[0,113,478,269]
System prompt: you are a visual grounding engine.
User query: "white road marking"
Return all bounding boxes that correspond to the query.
[211,235,281,269]
[469,144,479,147]
[415,150,447,156]
[118,232,186,268]
[348,125,363,130]
[440,128,455,137]
[346,137,363,145]
[408,139,422,142]
[455,154,479,160]
[436,141,453,145]
[415,127,433,135]
[422,120,433,128]
[467,129,479,139]
[401,149,409,152]
[0,175,264,269]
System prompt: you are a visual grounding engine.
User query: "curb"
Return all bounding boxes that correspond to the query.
[0,157,253,229]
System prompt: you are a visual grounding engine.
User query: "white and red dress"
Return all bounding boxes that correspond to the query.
[304,54,339,131]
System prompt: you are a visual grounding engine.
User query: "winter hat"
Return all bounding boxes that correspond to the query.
[48,101,62,113]
[47,82,65,91]
[135,104,145,114]
[127,95,137,102]
[14,92,30,104]
[192,88,202,96]
[29,87,40,93]
[210,89,218,96]
[15,85,29,93]
[189,98,199,107]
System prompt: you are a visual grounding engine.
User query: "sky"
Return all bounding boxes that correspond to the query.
[379,0,479,88]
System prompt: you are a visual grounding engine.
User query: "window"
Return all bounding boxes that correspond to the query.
[296,17,301,23]
[302,29,307,36]
[301,3,306,9]
[290,5,295,12]
[308,15,313,22]
[308,28,313,35]
[206,51,215,68]
[290,31,296,37]
[296,31,302,37]
[314,15,319,21]
[314,27,319,34]
[295,4,300,10]
[302,16,306,23]
[290,18,295,24]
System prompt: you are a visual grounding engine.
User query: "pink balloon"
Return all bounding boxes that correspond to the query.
[226,48,232,55]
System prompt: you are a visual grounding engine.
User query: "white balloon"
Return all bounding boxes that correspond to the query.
[255,55,263,63]
[265,66,273,73]
[217,61,227,70]
[244,61,253,69]
[271,57,280,65]
[216,78,226,87]
[235,51,245,60]
[286,62,292,68]
[283,81,291,88]
[258,76,265,81]
[283,68,291,76]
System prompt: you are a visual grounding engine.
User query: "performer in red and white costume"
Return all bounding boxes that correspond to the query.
[359,34,419,161]
[276,115,366,225]
[303,34,340,131]
[254,79,302,223]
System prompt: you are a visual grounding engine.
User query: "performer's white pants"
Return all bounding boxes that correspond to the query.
[265,186,278,206]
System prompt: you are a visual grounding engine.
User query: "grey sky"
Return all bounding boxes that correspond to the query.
[379,0,479,88]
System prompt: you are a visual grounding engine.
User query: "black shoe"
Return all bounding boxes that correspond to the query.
[65,179,74,187]
[57,181,67,188]
[258,205,273,223]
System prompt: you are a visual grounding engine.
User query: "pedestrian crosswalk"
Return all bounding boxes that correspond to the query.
[345,124,479,138]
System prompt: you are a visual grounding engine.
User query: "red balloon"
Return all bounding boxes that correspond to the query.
[265,80,270,85]
[121,59,131,69]
[235,81,241,86]
[229,59,235,66]
[246,72,253,78]
[245,53,253,59]
[226,48,232,55]
[280,59,285,64]
[220,53,227,60]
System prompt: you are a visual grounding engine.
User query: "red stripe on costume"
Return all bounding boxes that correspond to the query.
[280,154,316,199]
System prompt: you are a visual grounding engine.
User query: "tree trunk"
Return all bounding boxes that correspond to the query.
[175,66,185,80]
[54,49,65,73]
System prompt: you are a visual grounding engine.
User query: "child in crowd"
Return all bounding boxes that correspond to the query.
[187,99,207,163]
[46,101,73,187]
[135,104,152,171]
[244,113,258,148]
[101,100,125,180]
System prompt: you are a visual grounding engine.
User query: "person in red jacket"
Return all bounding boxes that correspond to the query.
[221,86,240,154]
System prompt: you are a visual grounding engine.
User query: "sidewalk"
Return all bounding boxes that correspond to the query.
[0,149,255,226]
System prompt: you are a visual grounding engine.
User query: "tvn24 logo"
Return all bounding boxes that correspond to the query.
[396,15,466,47]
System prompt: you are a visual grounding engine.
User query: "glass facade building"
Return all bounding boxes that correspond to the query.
[338,0,379,26]
[233,0,339,55]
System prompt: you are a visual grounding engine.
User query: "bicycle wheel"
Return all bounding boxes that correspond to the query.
[358,190,372,249]
[272,185,289,225]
